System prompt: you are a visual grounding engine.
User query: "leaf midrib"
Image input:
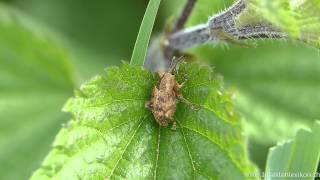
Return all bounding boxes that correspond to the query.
[176,120,196,180]
[153,126,160,180]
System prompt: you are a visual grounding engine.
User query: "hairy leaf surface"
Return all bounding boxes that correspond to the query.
[0,4,77,180]
[31,63,257,179]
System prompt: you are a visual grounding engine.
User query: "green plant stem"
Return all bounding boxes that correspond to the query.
[130,0,161,66]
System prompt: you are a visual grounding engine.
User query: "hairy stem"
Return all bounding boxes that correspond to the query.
[168,23,287,50]
[167,0,287,51]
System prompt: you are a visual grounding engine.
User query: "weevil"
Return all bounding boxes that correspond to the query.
[145,59,196,130]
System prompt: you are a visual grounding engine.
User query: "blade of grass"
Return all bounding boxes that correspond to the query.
[265,121,320,180]
[130,0,161,66]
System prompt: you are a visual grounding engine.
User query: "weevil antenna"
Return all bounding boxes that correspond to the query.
[169,56,184,73]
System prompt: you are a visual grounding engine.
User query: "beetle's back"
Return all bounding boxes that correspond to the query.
[151,73,178,126]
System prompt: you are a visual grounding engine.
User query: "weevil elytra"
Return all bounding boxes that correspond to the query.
[146,59,195,130]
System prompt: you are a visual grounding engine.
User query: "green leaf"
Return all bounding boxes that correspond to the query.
[31,62,257,179]
[265,121,320,180]
[239,0,320,48]
[192,41,320,144]
[0,4,77,180]
[130,0,161,66]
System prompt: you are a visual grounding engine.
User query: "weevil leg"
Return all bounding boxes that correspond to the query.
[174,72,188,90]
[169,57,184,73]
[145,101,153,109]
[176,81,186,89]
[171,121,177,131]
[177,94,200,110]
[167,117,177,131]
[174,78,187,92]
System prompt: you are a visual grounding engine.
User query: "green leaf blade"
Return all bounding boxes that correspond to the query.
[265,121,320,180]
[130,0,161,66]
[32,63,257,179]
[0,3,77,180]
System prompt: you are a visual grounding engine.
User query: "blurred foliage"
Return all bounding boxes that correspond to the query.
[194,42,320,143]
[265,121,320,180]
[8,0,150,79]
[0,4,76,179]
[4,0,192,78]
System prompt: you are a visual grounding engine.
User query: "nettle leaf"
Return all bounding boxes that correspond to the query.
[193,42,320,144]
[240,0,320,48]
[0,3,76,180]
[265,121,320,180]
[31,62,257,179]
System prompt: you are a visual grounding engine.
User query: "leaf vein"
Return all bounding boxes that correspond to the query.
[176,120,197,180]
[81,98,146,108]
[107,117,146,179]
[182,126,243,176]
[153,126,161,180]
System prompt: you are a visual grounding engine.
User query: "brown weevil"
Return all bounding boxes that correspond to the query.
[146,58,196,130]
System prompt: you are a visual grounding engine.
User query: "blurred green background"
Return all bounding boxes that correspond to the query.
[0,0,319,179]
[10,0,151,79]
